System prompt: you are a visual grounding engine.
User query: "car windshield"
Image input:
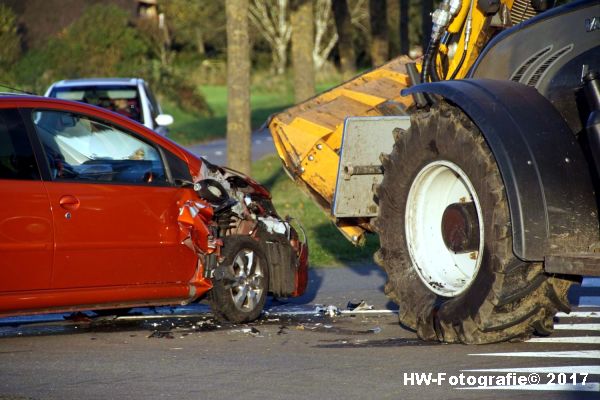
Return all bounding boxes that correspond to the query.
[50,85,143,124]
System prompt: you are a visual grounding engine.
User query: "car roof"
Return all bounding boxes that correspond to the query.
[49,78,143,87]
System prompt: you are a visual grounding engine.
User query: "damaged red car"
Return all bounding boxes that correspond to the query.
[0,95,308,323]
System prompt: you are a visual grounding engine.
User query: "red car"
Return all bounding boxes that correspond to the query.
[0,94,308,323]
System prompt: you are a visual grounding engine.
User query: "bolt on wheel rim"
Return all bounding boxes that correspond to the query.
[405,160,484,297]
[230,249,264,311]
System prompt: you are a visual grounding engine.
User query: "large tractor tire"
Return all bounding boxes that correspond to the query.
[375,102,573,344]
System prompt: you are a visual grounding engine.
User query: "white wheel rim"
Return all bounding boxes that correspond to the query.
[405,160,484,297]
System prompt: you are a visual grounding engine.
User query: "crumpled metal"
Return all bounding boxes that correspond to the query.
[177,199,214,254]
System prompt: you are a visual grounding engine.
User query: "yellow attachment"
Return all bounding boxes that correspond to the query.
[269,57,415,227]
[269,0,517,243]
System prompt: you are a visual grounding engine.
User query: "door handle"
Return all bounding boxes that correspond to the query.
[59,195,80,211]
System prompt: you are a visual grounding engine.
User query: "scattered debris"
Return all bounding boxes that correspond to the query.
[194,321,219,331]
[315,304,341,317]
[346,300,374,312]
[148,330,174,339]
[64,312,92,323]
[241,327,261,337]
[277,326,288,335]
[367,327,382,334]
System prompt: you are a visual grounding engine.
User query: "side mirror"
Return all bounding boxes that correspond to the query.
[155,114,174,127]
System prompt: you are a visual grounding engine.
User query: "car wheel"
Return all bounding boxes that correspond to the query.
[209,236,269,323]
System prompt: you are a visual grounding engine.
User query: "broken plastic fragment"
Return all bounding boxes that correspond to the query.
[346,300,374,311]
[258,216,289,235]
[241,327,261,336]
[314,304,340,317]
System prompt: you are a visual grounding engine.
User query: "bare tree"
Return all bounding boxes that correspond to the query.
[369,0,388,66]
[400,0,409,54]
[313,0,338,71]
[349,0,369,34]
[386,0,400,57]
[249,0,292,75]
[332,0,355,78]
[290,0,315,103]
[226,0,252,174]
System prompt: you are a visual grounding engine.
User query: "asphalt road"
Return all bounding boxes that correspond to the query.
[185,129,275,166]
[0,265,598,400]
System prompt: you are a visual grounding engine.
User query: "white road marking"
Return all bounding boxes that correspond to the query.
[556,311,600,318]
[469,350,600,359]
[554,323,600,331]
[463,366,600,374]
[526,337,600,344]
[457,383,599,392]
[266,309,398,316]
[582,277,600,287]
[340,309,398,315]
[577,297,600,307]
[116,314,205,321]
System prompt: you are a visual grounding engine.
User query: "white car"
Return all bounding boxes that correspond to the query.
[45,78,174,136]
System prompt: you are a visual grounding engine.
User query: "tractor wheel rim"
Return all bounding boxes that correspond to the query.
[405,160,484,297]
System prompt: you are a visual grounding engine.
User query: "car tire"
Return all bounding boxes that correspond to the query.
[209,236,269,324]
[374,102,573,344]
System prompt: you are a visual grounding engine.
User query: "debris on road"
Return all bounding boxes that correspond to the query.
[315,304,341,317]
[241,327,262,337]
[64,312,92,323]
[346,300,374,312]
[148,330,174,339]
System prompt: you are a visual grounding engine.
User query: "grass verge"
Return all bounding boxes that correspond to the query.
[164,82,340,145]
[252,154,379,267]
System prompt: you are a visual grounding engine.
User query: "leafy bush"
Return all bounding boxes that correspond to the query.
[12,4,211,116]
[0,4,21,82]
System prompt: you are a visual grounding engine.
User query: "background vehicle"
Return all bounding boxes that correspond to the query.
[268,0,600,343]
[0,94,307,323]
[45,78,174,136]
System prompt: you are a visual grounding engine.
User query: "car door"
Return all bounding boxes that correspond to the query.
[0,108,53,292]
[30,109,197,289]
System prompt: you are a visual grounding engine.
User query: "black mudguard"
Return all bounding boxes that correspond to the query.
[403,79,598,261]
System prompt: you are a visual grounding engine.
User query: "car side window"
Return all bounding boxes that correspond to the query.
[0,109,40,180]
[32,110,167,185]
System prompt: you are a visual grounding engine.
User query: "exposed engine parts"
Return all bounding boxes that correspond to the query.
[177,157,308,300]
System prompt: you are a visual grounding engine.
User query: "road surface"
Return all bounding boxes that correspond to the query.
[1,265,598,400]
[185,129,275,166]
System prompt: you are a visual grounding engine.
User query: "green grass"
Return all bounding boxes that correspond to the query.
[164,82,341,145]
[252,154,379,267]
